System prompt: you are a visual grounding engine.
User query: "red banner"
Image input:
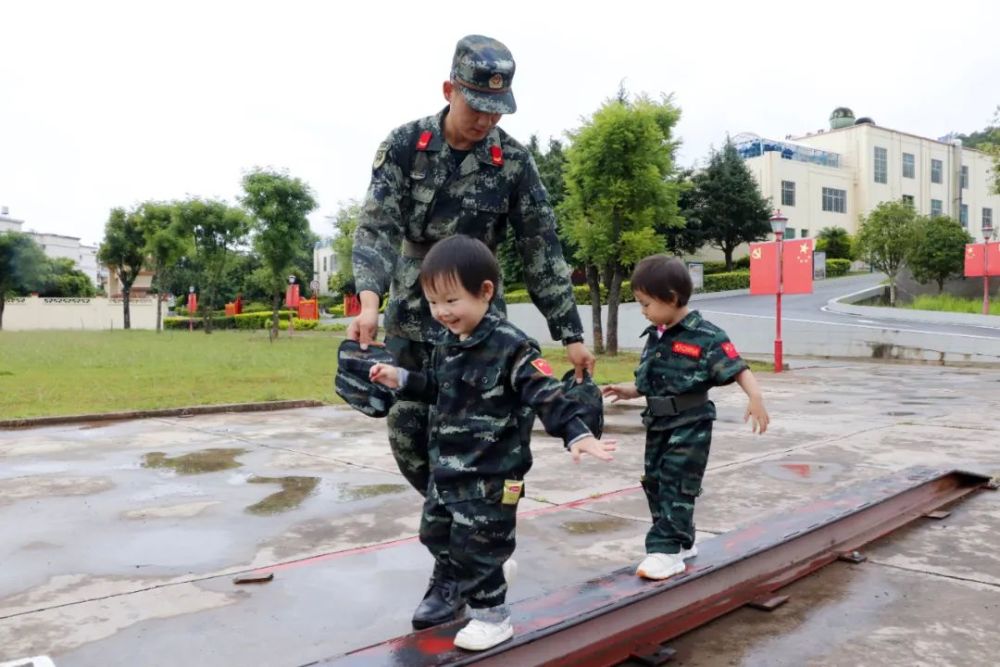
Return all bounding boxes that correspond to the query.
[990,243,1000,276]
[966,244,985,277]
[285,284,301,308]
[782,239,814,294]
[187,293,197,314]
[966,242,1000,277]
[750,240,814,294]
[749,242,779,295]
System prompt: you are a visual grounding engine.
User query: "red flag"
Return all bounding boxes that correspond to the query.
[782,239,814,294]
[987,242,1000,277]
[285,284,301,308]
[965,244,985,277]
[750,242,779,295]
[187,292,197,314]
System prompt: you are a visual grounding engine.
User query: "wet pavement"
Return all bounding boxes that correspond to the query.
[1,361,998,666]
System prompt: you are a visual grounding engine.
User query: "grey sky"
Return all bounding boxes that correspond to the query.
[2,0,997,246]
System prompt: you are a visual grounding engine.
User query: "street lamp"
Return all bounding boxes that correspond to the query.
[769,210,788,373]
[982,219,995,315]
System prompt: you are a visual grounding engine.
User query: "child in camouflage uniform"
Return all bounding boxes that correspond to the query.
[603,255,770,580]
[370,235,616,651]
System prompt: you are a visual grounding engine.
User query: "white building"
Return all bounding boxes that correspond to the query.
[0,207,104,287]
[312,238,338,296]
[736,108,1000,243]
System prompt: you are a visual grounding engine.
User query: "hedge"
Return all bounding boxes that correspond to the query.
[826,258,851,277]
[164,311,297,330]
[704,270,750,291]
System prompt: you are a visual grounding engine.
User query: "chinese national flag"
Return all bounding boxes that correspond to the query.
[988,243,1000,277]
[782,239,814,294]
[749,242,779,295]
[965,244,985,277]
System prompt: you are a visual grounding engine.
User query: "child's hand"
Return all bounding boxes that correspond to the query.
[601,383,640,403]
[369,363,400,389]
[570,436,618,463]
[744,396,770,434]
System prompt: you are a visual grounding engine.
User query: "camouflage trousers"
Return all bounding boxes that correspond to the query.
[420,478,518,610]
[641,420,712,554]
[385,336,434,496]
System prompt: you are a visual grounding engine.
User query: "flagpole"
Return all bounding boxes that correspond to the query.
[769,211,787,373]
[983,220,995,315]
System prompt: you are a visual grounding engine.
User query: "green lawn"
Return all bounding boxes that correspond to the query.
[0,330,772,419]
[904,293,1000,316]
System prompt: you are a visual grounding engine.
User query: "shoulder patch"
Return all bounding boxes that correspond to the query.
[530,358,554,377]
[372,142,388,170]
[721,341,740,359]
[672,341,702,359]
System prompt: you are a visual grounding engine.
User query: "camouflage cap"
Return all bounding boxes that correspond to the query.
[450,34,517,115]
[335,339,397,418]
[560,370,604,439]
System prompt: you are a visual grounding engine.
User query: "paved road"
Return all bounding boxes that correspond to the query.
[508,274,1000,363]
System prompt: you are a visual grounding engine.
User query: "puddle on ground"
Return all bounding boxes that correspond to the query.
[337,483,409,501]
[142,448,247,474]
[560,516,632,535]
[759,461,846,484]
[246,475,319,514]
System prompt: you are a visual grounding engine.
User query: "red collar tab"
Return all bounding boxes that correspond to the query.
[416,131,433,151]
[672,341,702,359]
[490,145,503,166]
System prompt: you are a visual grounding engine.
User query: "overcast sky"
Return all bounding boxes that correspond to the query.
[2,0,998,246]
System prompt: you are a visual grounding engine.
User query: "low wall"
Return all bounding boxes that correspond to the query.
[2,296,162,331]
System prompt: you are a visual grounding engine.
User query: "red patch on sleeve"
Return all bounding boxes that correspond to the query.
[721,342,740,359]
[531,358,554,376]
[672,341,702,359]
[490,145,504,166]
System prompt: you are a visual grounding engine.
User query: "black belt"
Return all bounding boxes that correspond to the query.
[645,392,709,417]
[402,239,435,259]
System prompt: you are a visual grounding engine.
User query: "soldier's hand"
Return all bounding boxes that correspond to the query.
[570,436,617,463]
[566,342,596,383]
[744,396,770,435]
[369,363,400,389]
[601,383,640,402]
[347,308,381,350]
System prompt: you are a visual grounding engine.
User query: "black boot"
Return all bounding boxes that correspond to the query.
[412,569,464,629]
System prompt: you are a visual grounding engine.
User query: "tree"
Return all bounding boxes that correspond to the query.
[684,139,772,270]
[175,198,251,333]
[329,201,361,297]
[97,207,147,329]
[561,92,683,355]
[138,201,188,332]
[816,226,854,260]
[856,200,920,306]
[240,168,318,339]
[0,232,47,329]
[907,215,972,292]
[38,257,98,298]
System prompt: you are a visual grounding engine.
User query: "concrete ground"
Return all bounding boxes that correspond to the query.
[1,361,998,666]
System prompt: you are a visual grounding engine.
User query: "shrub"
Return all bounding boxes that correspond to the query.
[826,258,851,277]
[734,255,751,270]
[704,270,750,291]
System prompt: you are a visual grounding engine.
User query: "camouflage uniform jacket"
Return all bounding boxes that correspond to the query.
[400,306,592,499]
[635,310,748,430]
[353,107,583,344]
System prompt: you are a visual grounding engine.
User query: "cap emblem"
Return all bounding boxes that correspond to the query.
[488,73,504,89]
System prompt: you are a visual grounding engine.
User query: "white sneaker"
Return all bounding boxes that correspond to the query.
[636,552,686,580]
[679,545,698,560]
[453,617,514,651]
[502,558,517,586]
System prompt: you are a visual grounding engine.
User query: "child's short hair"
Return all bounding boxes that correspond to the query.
[630,255,692,306]
[419,235,500,297]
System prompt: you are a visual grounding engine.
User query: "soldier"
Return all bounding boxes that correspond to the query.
[370,235,615,650]
[348,34,594,625]
[602,255,770,580]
